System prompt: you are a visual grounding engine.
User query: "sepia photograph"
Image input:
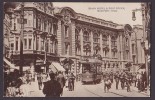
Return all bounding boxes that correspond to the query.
[3,2,150,97]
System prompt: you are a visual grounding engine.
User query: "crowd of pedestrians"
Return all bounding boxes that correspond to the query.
[4,69,34,97]
[102,71,149,93]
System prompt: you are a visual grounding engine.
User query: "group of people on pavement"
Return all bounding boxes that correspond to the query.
[4,69,35,97]
[102,71,149,93]
[36,70,75,97]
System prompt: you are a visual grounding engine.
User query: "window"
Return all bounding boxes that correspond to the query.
[53,24,57,35]
[10,43,14,50]
[133,56,136,63]
[102,35,108,46]
[28,38,32,49]
[65,26,69,37]
[50,42,53,53]
[126,38,129,46]
[36,37,39,50]
[83,31,89,42]
[24,39,27,49]
[93,33,99,43]
[50,23,52,34]
[132,44,135,54]
[76,47,81,55]
[44,20,47,32]
[111,36,117,47]
[65,43,69,55]
[112,51,116,58]
[105,51,108,57]
[47,40,49,52]
[16,37,18,51]
[14,23,16,30]
[126,51,129,59]
[75,29,79,40]
[41,39,44,51]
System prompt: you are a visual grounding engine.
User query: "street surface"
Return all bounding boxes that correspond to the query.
[28,80,150,97]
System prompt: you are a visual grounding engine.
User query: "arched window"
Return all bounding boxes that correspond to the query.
[83,31,89,42]
[93,33,99,43]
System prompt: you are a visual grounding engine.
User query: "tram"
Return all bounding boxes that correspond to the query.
[81,62,102,84]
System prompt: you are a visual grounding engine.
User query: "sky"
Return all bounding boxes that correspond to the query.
[53,2,142,27]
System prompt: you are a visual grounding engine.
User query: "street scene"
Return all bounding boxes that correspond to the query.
[3,2,150,97]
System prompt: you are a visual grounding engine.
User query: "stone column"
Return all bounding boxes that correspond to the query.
[80,29,83,56]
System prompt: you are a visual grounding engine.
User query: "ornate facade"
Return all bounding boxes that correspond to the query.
[4,2,133,75]
[54,7,133,75]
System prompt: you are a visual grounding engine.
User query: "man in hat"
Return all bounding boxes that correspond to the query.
[56,71,65,96]
[42,71,61,97]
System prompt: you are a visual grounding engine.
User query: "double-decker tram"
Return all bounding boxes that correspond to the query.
[81,62,102,84]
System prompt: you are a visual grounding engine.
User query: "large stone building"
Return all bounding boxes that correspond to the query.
[131,25,150,73]
[4,2,133,75]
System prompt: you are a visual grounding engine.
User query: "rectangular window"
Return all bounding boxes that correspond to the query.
[41,40,44,51]
[17,18,27,24]
[36,37,39,50]
[51,42,53,53]
[28,38,32,49]
[16,37,18,51]
[47,40,49,52]
[50,23,52,34]
[65,26,68,37]
[24,39,27,49]
[10,43,14,50]
[65,44,68,54]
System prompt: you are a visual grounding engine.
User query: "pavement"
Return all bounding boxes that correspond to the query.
[27,80,150,97]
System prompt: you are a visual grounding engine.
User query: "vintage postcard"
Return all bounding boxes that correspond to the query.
[3,2,150,97]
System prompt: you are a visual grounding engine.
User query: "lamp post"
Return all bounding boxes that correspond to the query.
[132,3,150,94]
[19,2,24,76]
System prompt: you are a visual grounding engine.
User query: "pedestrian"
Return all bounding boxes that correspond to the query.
[137,72,142,92]
[104,75,111,93]
[114,72,119,90]
[132,73,137,87]
[43,71,61,97]
[68,72,75,91]
[17,76,30,97]
[37,73,43,90]
[56,71,65,96]
[126,74,131,92]
[5,81,17,97]
[120,73,125,90]
[109,72,113,83]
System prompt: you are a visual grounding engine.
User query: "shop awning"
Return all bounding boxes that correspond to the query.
[52,62,65,72]
[3,57,18,69]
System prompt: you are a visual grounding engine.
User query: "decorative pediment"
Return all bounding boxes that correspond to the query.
[83,43,91,51]
[94,44,101,51]
[103,46,109,51]
[49,34,57,41]
[112,47,118,52]
[40,32,48,39]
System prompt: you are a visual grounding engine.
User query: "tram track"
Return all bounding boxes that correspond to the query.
[82,83,127,97]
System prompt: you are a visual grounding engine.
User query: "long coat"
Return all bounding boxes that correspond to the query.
[43,80,61,97]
